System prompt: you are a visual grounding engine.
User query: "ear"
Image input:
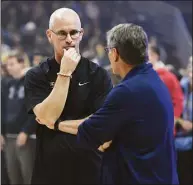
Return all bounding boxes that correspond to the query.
[112,48,119,62]
[79,28,84,42]
[46,29,52,44]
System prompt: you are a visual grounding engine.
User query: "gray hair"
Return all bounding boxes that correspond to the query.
[106,23,148,65]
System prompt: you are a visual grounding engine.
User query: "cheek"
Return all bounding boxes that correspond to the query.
[53,40,63,52]
[112,63,118,74]
[148,54,152,60]
[6,66,11,72]
[74,39,81,47]
[108,57,115,73]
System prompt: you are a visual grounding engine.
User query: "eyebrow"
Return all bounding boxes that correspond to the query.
[56,29,79,33]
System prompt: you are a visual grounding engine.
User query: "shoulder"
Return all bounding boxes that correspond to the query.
[81,57,112,87]
[1,77,13,94]
[81,57,109,76]
[25,59,49,81]
[105,84,131,104]
[157,68,176,80]
[25,60,50,89]
[1,76,12,86]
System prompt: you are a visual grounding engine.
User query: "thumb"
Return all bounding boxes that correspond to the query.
[63,48,67,54]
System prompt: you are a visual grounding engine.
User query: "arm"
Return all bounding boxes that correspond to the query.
[33,75,71,125]
[57,67,114,151]
[58,119,86,135]
[76,85,129,149]
[58,117,112,152]
[175,118,192,132]
[25,48,80,125]
[20,114,37,135]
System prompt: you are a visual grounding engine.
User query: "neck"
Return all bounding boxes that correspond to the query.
[13,72,23,79]
[55,52,62,64]
[119,63,134,79]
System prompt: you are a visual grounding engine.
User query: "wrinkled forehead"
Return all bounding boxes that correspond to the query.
[51,16,81,31]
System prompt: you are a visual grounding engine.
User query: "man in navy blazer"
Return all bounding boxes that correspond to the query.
[42,23,179,184]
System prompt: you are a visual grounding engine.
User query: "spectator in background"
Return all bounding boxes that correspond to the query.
[32,52,44,66]
[1,63,10,78]
[148,46,184,121]
[20,21,37,54]
[92,43,109,66]
[2,54,36,185]
[148,36,167,62]
[1,64,10,185]
[165,64,183,82]
[175,56,192,185]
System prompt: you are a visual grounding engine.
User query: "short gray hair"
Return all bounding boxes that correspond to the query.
[106,23,148,65]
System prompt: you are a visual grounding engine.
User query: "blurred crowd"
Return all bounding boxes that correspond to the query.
[1,1,192,185]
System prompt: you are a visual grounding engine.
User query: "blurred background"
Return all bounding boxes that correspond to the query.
[1,1,192,69]
[1,1,192,185]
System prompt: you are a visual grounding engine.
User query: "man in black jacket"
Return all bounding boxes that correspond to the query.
[24,8,113,185]
[2,54,36,185]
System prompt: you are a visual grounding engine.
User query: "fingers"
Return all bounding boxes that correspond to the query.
[75,54,81,63]
[98,140,113,152]
[63,48,80,61]
[98,145,105,152]
[103,141,112,149]
[46,125,54,130]
[63,48,76,57]
[71,53,81,63]
[36,117,43,124]
[60,48,81,74]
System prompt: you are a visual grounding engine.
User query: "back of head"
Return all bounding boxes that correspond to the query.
[106,23,148,65]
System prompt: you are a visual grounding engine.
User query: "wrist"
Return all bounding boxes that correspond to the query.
[57,72,72,79]
[20,131,28,136]
[54,120,60,131]
[58,121,62,131]
[58,70,72,75]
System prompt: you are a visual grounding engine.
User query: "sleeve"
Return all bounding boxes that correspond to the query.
[1,91,6,136]
[24,68,49,114]
[88,67,113,113]
[21,114,37,134]
[77,85,131,149]
[1,78,8,135]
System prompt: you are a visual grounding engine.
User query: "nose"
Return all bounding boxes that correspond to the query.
[65,33,73,44]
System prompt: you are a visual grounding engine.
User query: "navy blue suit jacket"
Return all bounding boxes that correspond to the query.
[77,62,179,184]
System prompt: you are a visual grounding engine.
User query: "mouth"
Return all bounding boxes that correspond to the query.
[63,46,75,50]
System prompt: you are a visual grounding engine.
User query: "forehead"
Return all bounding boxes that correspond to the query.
[34,55,41,59]
[7,57,18,64]
[147,48,154,54]
[52,17,81,31]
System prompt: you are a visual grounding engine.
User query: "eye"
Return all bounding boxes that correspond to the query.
[57,30,67,36]
[70,30,79,35]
